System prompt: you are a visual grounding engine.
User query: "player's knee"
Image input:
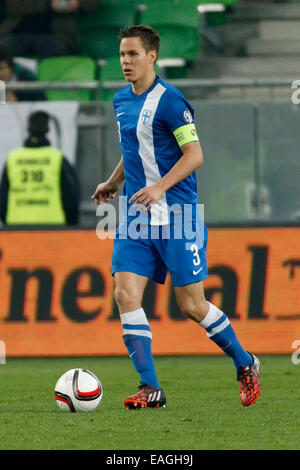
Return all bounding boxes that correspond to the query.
[114,286,140,312]
[180,298,209,323]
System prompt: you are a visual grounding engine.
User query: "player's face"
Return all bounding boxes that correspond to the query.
[120,37,156,84]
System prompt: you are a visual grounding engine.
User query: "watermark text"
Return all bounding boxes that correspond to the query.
[291,80,300,104]
[0,340,6,364]
[291,339,300,365]
[96,197,205,250]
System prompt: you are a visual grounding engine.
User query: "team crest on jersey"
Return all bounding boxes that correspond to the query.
[142,109,152,125]
[183,109,193,124]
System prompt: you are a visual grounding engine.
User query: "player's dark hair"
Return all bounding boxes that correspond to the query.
[119,25,160,57]
[0,46,14,68]
[28,111,49,137]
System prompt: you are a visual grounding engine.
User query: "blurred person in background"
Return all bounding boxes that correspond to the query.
[0,46,45,101]
[0,111,80,225]
[0,0,102,58]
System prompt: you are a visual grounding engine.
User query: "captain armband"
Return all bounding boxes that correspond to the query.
[173,124,199,147]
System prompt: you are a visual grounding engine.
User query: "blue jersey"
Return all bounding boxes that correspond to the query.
[113,75,200,225]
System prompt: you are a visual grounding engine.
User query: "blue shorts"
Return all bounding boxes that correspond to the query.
[111,220,208,287]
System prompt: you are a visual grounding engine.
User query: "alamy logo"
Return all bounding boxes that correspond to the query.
[95,196,205,250]
[291,80,300,104]
[0,340,6,364]
[291,340,300,365]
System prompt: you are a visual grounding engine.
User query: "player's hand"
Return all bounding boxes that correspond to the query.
[129,184,165,211]
[91,181,119,205]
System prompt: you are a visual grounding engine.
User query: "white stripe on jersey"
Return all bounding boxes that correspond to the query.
[136,83,169,225]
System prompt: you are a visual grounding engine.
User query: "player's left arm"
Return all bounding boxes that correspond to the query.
[129,141,203,209]
[156,140,203,192]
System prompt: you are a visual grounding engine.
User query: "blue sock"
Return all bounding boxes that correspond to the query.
[199,302,253,370]
[121,308,161,389]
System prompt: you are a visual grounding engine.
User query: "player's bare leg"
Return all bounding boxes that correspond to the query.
[174,280,209,322]
[174,281,261,407]
[114,271,149,314]
[114,272,166,409]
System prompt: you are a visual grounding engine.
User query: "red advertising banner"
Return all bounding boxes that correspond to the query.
[0,227,299,356]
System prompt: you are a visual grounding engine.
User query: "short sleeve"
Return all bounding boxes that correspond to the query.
[160,91,199,147]
[112,94,117,113]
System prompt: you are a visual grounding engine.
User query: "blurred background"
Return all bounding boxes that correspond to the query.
[0,0,299,358]
[0,0,299,226]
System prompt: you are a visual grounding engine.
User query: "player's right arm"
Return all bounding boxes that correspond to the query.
[91,156,124,205]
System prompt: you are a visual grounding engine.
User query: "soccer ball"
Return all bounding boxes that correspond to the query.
[54,368,103,412]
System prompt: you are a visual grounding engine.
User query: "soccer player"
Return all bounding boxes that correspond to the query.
[92,25,261,409]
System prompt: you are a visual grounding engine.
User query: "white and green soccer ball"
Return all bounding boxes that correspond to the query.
[55,368,103,412]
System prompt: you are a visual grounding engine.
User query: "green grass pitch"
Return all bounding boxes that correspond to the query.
[0,355,299,450]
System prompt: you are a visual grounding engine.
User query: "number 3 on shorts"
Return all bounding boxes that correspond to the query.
[190,243,200,266]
